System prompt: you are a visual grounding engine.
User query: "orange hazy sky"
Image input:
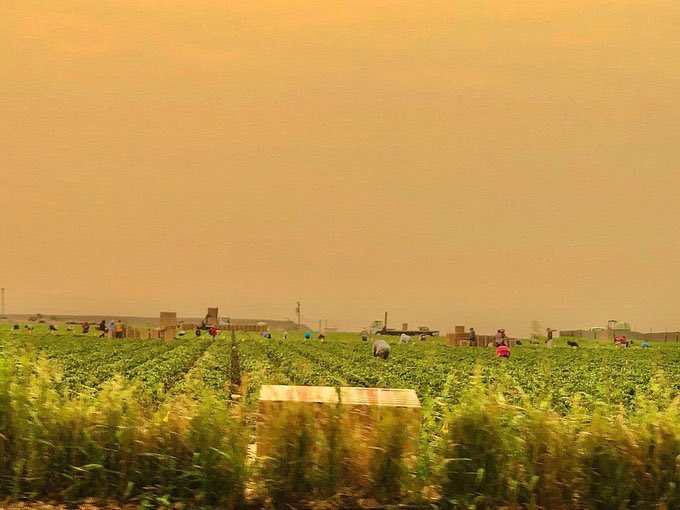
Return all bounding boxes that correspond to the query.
[1,0,679,335]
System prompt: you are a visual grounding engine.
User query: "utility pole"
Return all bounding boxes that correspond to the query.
[318,319,322,332]
[0,288,5,318]
[295,301,301,328]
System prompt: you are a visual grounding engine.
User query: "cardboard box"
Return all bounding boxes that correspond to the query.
[257,385,421,465]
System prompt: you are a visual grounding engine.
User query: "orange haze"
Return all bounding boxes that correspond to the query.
[1,1,679,335]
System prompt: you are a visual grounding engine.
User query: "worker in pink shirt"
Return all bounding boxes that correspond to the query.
[496,342,510,358]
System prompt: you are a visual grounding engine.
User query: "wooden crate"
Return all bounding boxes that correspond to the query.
[479,335,495,347]
[162,328,175,341]
[455,325,465,334]
[446,333,459,346]
[447,332,471,346]
[206,307,219,326]
[160,312,177,329]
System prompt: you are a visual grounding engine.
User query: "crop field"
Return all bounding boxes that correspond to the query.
[4,327,678,412]
[0,324,679,509]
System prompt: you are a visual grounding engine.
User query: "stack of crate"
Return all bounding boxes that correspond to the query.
[206,307,219,326]
[217,324,267,333]
[447,325,469,346]
[159,312,177,329]
[447,327,507,347]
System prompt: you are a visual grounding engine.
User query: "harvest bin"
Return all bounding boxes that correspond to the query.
[256,385,421,465]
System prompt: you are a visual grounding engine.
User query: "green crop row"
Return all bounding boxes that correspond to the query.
[0,329,678,508]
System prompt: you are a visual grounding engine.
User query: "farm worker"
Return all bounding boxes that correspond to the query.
[262,331,272,339]
[82,322,90,334]
[195,328,202,337]
[418,333,427,341]
[615,336,628,347]
[495,330,503,346]
[496,344,511,358]
[360,328,369,342]
[642,342,650,348]
[546,328,555,348]
[372,339,391,360]
[283,330,289,340]
[469,328,477,347]
[209,325,218,340]
[399,333,411,344]
[304,331,311,339]
[317,332,325,340]
[115,320,123,339]
[108,320,115,338]
[49,324,58,332]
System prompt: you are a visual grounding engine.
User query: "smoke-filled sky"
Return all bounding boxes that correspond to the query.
[1,1,679,335]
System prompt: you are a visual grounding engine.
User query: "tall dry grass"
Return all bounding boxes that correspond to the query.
[0,355,246,508]
[437,377,680,509]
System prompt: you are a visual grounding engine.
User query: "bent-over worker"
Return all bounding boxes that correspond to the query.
[496,343,511,358]
[372,339,391,360]
[360,328,369,342]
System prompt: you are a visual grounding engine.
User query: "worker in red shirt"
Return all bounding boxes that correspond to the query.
[209,325,218,340]
[496,342,511,358]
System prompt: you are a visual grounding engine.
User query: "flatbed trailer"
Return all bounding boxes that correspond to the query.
[381,329,439,337]
[370,312,439,336]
